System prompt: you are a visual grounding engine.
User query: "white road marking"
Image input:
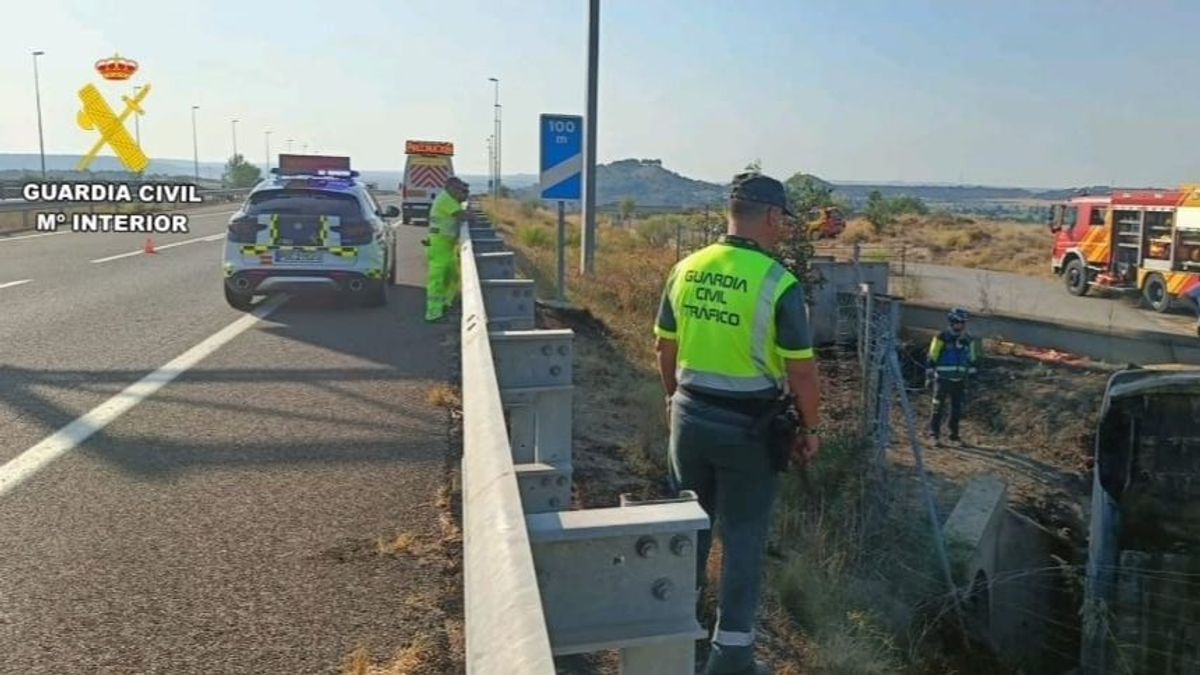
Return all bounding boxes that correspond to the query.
[0,279,32,290]
[0,296,286,499]
[89,232,227,264]
[0,230,71,242]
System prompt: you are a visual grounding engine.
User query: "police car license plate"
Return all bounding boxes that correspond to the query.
[275,250,322,263]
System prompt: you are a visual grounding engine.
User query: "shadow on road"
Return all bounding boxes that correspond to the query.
[0,283,455,480]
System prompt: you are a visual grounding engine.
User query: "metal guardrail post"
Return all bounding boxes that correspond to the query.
[461,208,709,674]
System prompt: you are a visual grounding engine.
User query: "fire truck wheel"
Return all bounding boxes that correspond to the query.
[1143,273,1171,313]
[1064,258,1089,296]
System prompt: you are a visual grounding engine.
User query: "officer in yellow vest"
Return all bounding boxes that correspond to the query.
[425,177,469,321]
[654,172,821,675]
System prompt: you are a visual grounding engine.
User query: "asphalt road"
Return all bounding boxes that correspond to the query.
[903,262,1197,337]
[0,198,455,673]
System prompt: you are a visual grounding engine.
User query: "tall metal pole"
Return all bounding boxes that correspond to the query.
[32,50,46,179]
[487,134,494,195]
[495,104,503,196]
[264,130,271,171]
[287,138,293,153]
[557,201,566,301]
[581,0,600,275]
[489,77,500,198]
[191,105,200,182]
[231,119,239,159]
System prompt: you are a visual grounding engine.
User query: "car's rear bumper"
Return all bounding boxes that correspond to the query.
[226,269,377,294]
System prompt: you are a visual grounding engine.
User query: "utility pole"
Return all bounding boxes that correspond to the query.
[264,130,271,172]
[287,138,294,153]
[581,0,600,274]
[231,119,239,159]
[487,134,494,196]
[191,105,200,182]
[489,77,500,198]
[32,50,46,179]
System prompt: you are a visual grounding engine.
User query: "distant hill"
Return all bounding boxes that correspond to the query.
[516,158,727,208]
[512,157,1135,223]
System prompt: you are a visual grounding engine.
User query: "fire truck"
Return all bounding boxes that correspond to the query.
[1050,186,1200,312]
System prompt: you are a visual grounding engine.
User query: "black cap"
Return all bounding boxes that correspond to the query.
[730,172,794,217]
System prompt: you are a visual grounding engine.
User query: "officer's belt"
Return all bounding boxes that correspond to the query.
[679,386,776,417]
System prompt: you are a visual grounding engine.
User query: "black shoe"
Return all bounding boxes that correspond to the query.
[949,434,961,443]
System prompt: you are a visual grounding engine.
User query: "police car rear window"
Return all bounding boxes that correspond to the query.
[246,190,365,222]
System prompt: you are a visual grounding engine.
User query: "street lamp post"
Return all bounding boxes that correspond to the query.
[231,119,239,159]
[287,138,294,153]
[487,134,494,194]
[581,0,600,274]
[191,105,200,182]
[32,50,46,179]
[264,130,271,172]
[489,77,500,198]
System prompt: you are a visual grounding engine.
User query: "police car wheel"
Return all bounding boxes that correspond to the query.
[224,285,253,311]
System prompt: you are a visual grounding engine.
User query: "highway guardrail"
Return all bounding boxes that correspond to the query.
[460,208,709,674]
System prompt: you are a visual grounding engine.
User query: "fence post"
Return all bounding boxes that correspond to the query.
[860,286,874,437]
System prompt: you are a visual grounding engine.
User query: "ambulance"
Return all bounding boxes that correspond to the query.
[399,140,454,225]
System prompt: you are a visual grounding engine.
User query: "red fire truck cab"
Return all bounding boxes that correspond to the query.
[1050,187,1200,312]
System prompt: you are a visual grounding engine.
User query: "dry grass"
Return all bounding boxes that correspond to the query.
[817,214,1055,279]
[425,384,460,410]
[342,635,440,675]
[375,532,420,557]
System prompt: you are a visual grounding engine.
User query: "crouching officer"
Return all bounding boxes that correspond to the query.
[927,307,979,444]
[654,172,821,675]
[425,177,470,322]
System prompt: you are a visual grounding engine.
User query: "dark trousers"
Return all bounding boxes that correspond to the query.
[668,391,778,674]
[931,378,966,438]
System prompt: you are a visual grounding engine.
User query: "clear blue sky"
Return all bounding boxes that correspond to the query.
[3,0,1200,187]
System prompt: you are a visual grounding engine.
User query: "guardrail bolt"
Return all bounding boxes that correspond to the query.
[548,497,560,508]
[636,536,658,558]
[540,476,551,487]
[541,345,553,356]
[550,366,562,377]
[652,578,674,601]
[557,346,568,356]
[670,535,692,557]
[555,476,567,487]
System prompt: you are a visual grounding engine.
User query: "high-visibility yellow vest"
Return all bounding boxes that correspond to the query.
[429,191,462,238]
[656,241,806,395]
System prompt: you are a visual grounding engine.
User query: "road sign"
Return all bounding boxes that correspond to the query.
[539,114,582,200]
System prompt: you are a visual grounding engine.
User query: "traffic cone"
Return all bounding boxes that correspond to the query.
[143,237,157,254]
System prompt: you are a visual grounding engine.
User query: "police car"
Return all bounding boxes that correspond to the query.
[222,154,398,310]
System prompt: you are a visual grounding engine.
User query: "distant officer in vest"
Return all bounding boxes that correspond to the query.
[1184,283,1200,338]
[927,307,980,445]
[655,172,821,675]
[425,177,469,322]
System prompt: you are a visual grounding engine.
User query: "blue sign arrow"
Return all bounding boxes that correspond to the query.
[539,114,583,200]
